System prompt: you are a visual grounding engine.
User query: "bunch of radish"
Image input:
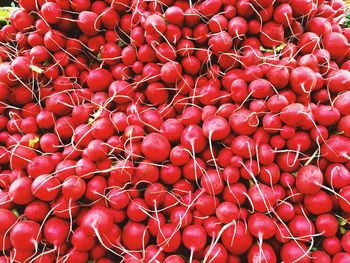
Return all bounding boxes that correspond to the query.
[0,0,350,261]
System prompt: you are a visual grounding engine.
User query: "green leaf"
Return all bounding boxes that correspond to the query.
[341,12,350,28]
[29,65,44,74]
[275,42,286,52]
[339,217,348,226]
[260,42,286,53]
[340,226,347,235]
[28,137,40,148]
[11,209,19,217]
[0,7,17,23]
[43,60,51,67]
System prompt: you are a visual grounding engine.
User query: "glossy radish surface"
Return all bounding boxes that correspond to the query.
[0,0,350,261]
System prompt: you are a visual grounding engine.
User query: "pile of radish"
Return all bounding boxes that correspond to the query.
[1,0,350,261]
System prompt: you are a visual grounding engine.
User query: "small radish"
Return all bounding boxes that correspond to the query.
[10,220,42,250]
[221,221,253,255]
[296,165,323,194]
[248,213,277,239]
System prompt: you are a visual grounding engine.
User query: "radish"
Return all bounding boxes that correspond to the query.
[323,32,349,60]
[222,221,253,255]
[280,241,310,263]
[80,206,114,236]
[41,2,62,24]
[316,214,338,237]
[327,70,350,93]
[8,177,34,205]
[311,250,331,262]
[24,200,50,222]
[248,213,277,239]
[304,191,333,214]
[289,215,316,242]
[31,175,61,201]
[290,67,317,94]
[71,227,95,251]
[247,243,277,263]
[78,11,102,36]
[156,223,181,252]
[339,186,350,213]
[260,22,285,48]
[182,224,207,259]
[2,0,350,260]
[0,209,17,234]
[321,135,350,163]
[44,217,70,247]
[204,243,228,263]
[248,184,277,212]
[334,91,350,115]
[10,220,42,250]
[141,133,171,162]
[296,165,323,194]
[122,222,149,250]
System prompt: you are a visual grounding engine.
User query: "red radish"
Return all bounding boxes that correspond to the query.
[24,200,50,222]
[248,213,277,239]
[198,0,222,17]
[87,68,113,92]
[156,223,181,252]
[323,236,342,255]
[202,116,230,141]
[80,206,114,236]
[311,250,331,262]
[209,31,233,52]
[247,243,277,263]
[323,32,349,60]
[290,67,317,94]
[327,70,350,93]
[289,215,316,242]
[215,201,239,223]
[280,241,310,263]
[280,103,313,128]
[296,165,323,194]
[260,22,284,48]
[122,222,149,250]
[316,214,338,237]
[10,220,42,250]
[203,243,228,263]
[333,252,350,263]
[339,186,350,213]
[321,135,350,163]
[78,11,101,36]
[334,91,350,115]
[304,191,333,214]
[141,133,170,162]
[62,176,86,201]
[201,169,224,195]
[160,61,182,84]
[144,15,166,37]
[182,225,207,254]
[229,109,259,135]
[31,175,61,201]
[0,209,17,234]
[248,184,277,213]
[325,163,350,189]
[71,227,95,251]
[41,2,62,24]
[8,177,34,205]
[222,221,253,255]
[44,217,70,247]
[181,124,207,153]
